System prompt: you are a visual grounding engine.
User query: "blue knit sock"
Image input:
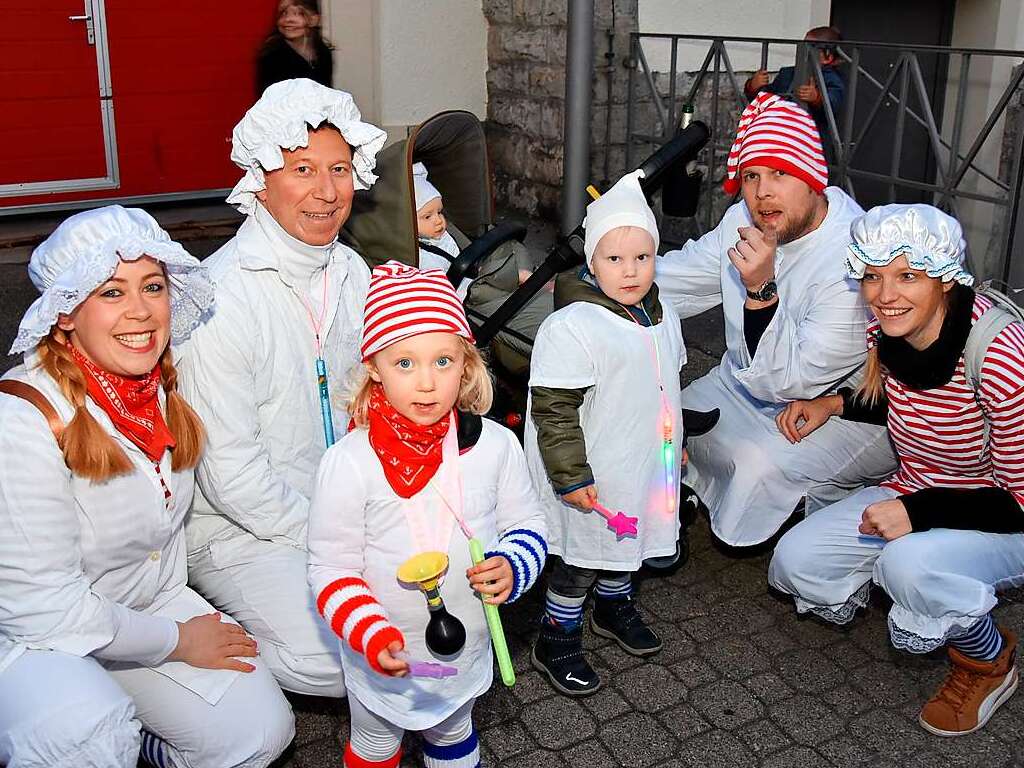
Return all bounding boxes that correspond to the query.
[423,728,480,768]
[595,574,632,600]
[949,614,1003,661]
[140,730,172,768]
[544,589,586,630]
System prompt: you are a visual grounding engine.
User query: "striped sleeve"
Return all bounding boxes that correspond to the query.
[316,577,404,674]
[978,321,1024,508]
[485,527,548,603]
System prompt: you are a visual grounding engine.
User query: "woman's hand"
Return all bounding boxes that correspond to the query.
[859,499,912,541]
[169,612,257,672]
[561,484,598,511]
[467,555,514,605]
[376,640,409,677]
[776,394,843,443]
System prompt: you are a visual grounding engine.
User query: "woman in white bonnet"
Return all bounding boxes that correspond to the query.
[769,204,1024,737]
[0,206,294,767]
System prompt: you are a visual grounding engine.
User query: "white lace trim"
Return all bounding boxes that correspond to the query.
[887,605,986,654]
[794,580,872,625]
[11,237,215,355]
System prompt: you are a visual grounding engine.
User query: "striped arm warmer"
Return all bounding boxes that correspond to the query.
[317,577,405,674]
[484,528,547,603]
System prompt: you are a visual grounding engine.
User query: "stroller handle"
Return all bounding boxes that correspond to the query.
[473,122,711,347]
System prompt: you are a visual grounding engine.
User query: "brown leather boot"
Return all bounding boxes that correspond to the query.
[919,627,1019,737]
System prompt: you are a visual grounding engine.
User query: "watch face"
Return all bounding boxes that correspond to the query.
[761,281,777,300]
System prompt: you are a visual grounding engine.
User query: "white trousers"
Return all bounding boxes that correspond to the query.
[0,648,293,768]
[682,367,898,547]
[769,485,1024,651]
[187,531,344,697]
[347,694,475,764]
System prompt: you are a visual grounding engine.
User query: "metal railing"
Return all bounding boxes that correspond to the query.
[624,33,1024,283]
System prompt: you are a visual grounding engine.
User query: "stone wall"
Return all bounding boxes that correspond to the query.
[483,0,639,220]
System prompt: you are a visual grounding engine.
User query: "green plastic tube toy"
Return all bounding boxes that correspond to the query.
[468,537,516,686]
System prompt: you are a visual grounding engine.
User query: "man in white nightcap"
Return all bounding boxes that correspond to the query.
[177,78,386,698]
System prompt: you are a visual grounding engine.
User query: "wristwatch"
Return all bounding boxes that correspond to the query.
[746,279,778,302]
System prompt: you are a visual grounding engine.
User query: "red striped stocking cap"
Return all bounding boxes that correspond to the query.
[360,261,474,361]
[724,92,828,195]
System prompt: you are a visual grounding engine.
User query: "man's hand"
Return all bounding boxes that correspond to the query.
[467,555,514,605]
[747,69,771,93]
[376,640,409,677]
[795,81,822,107]
[729,226,777,294]
[562,484,598,511]
[859,500,912,541]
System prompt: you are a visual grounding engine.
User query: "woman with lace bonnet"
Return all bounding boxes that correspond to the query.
[0,206,294,767]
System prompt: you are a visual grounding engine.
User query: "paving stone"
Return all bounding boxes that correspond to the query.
[820,639,872,671]
[775,648,845,694]
[501,749,568,767]
[930,728,1016,767]
[657,703,713,741]
[698,636,772,681]
[736,719,793,756]
[760,746,828,768]
[286,694,340,748]
[512,664,562,704]
[691,679,765,730]
[846,708,932,758]
[674,730,757,768]
[481,721,536,761]
[748,627,799,657]
[768,695,844,746]
[846,660,928,708]
[563,740,618,768]
[647,621,698,663]
[600,712,679,768]
[819,684,875,719]
[520,696,598,750]
[670,655,722,690]
[742,672,795,705]
[616,663,688,713]
[816,735,883,765]
[582,687,633,722]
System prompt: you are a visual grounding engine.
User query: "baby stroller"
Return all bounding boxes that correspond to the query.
[341,109,713,429]
[341,110,545,380]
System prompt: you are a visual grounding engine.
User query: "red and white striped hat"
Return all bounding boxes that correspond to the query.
[723,92,828,195]
[360,261,474,361]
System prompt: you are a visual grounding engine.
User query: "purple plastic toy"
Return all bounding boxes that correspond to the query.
[398,652,458,679]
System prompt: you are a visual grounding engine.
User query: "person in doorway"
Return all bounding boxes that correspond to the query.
[526,170,685,697]
[176,78,386,700]
[769,204,1024,737]
[256,0,333,95]
[656,92,896,548]
[0,206,294,768]
[744,25,845,163]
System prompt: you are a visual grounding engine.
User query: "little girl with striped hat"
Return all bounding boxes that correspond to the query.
[307,262,547,768]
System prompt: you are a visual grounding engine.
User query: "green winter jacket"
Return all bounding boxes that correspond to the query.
[531,269,663,493]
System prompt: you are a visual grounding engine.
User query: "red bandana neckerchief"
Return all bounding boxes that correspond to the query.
[366,383,452,499]
[67,343,177,463]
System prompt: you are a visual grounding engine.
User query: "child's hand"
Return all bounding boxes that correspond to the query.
[467,556,513,605]
[376,640,409,677]
[562,484,598,511]
[682,448,688,467]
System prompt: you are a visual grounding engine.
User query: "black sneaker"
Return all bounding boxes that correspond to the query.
[531,618,602,697]
[591,596,663,657]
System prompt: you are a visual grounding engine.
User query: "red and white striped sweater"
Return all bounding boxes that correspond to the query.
[872,294,1024,507]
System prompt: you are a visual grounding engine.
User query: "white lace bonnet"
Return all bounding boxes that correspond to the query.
[9,205,215,355]
[226,78,387,215]
[846,203,973,286]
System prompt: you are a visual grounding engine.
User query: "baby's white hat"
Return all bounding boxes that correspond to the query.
[413,162,441,211]
[583,169,659,269]
[226,78,387,215]
[846,203,973,286]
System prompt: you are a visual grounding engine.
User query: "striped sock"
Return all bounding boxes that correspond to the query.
[544,589,586,630]
[423,729,481,768]
[140,730,172,768]
[949,614,1003,661]
[595,575,632,600]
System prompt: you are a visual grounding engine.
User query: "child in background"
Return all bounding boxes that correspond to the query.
[307,262,547,767]
[414,162,473,300]
[525,171,686,697]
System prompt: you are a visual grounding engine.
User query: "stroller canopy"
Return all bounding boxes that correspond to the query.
[342,110,493,268]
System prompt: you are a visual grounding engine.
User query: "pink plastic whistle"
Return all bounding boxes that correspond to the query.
[398,653,458,679]
[592,502,640,538]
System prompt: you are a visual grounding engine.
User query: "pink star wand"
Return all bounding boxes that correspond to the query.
[592,502,639,538]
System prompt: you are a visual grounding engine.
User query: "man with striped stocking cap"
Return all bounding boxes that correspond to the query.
[657,93,897,547]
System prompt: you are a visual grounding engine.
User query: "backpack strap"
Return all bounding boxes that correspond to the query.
[963,306,1017,393]
[0,380,65,443]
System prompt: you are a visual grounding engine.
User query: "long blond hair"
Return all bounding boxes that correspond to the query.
[37,328,205,481]
[348,336,493,428]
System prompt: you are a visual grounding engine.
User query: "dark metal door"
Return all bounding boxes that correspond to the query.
[830,0,956,207]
